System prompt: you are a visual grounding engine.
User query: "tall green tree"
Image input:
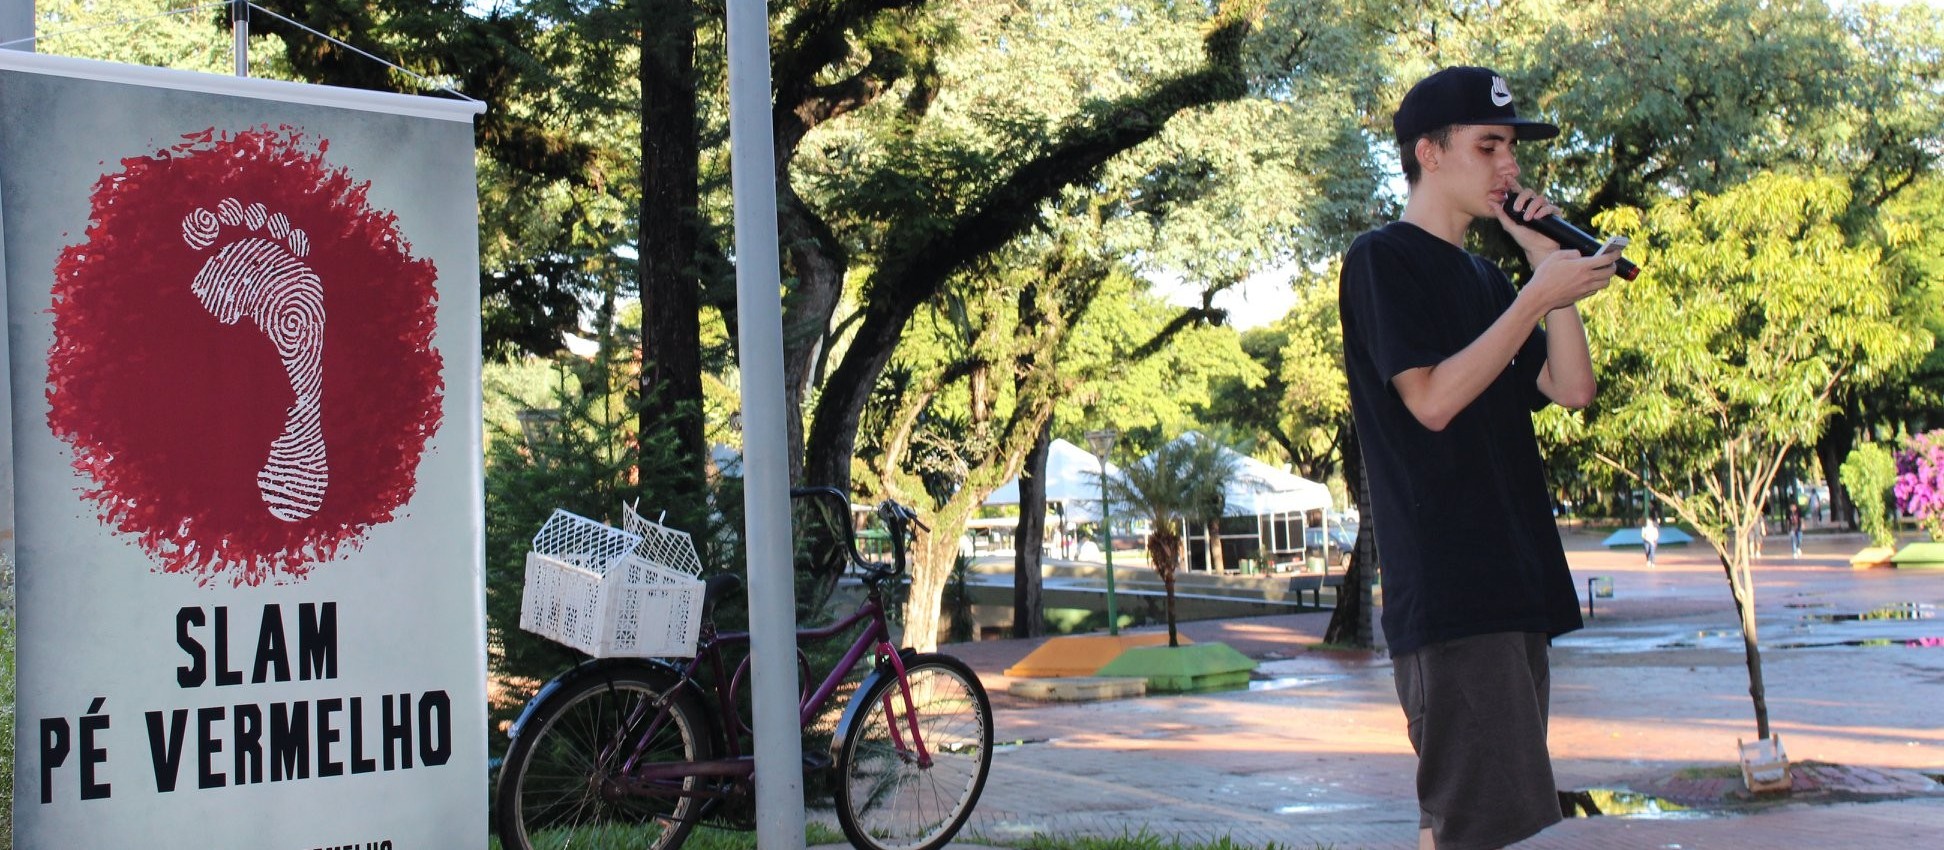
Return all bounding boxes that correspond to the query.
[1576,174,1928,740]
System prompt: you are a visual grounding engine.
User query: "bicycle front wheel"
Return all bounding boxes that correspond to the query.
[495,664,716,850]
[836,654,993,850]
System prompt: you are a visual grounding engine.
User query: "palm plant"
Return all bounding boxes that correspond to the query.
[1101,434,1239,646]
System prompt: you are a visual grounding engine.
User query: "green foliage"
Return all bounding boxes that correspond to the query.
[1202,269,1345,481]
[1574,172,1929,737]
[483,341,743,749]
[1580,173,1926,500]
[32,0,287,73]
[1841,442,1899,548]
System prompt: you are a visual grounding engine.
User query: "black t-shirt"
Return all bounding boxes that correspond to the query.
[1338,222,1583,656]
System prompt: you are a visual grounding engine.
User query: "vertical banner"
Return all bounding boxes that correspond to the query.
[1,53,486,847]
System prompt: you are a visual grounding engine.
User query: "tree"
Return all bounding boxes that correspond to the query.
[1577,174,1928,740]
[1102,433,1238,647]
[858,246,1106,651]
[797,0,1272,492]
[1204,272,1349,481]
[1841,441,1896,548]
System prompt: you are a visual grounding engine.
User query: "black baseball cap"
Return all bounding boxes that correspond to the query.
[1392,66,1559,144]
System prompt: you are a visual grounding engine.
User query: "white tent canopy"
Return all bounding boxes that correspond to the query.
[1144,432,1331,517]
[983,437,1118,522]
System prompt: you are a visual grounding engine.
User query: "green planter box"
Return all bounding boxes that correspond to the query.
[1890,542,1944,569]
[1095,642,1257,694]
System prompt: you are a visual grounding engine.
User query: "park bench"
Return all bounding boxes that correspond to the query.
[1286,572,1344,608]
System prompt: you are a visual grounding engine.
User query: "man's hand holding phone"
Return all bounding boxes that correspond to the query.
[1594,235,1628,272]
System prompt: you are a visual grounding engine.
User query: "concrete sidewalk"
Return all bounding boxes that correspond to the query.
[934,530,1944,849]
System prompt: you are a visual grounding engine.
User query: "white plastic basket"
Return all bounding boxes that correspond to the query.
[623,502,704,579]
[520,509,705,658]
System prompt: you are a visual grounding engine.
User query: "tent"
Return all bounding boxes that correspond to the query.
[1139,432,1335,573]
[1139,432,1330,517]
[984,438,1119,523]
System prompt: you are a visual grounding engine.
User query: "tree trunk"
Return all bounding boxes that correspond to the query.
[1013,420,1052,638]
[1164,573,1179,648]
[1722,552,1771,739]
[1149,531,1183,647]
[903,530,956,653]
[1815,407,1856,529]
[1206,519,1226,573]
[777,183,849,483]
[1325,418,1375,647]
[639,0,705,504]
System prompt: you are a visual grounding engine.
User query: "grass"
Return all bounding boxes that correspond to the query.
[1674,764,1744,780]
[1,558,13,850]
[489,821,847,850]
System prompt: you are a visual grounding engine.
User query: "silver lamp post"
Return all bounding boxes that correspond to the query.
[1084,428,1120,636]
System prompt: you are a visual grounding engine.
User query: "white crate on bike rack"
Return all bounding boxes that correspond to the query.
[520,508,705,658]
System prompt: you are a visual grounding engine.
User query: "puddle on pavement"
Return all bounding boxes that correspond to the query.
[1564,789,1719,820]
[1770,636,1944,650]
[1274,802,1372,816]
[1249,674,1348,692]
[1655,629,1738,650]
[1801,602,1935,623]
[991,738,1051,753]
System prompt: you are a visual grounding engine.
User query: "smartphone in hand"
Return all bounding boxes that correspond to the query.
[1595,235,1629,257]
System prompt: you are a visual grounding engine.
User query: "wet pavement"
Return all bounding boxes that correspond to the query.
[933,528,1944,849]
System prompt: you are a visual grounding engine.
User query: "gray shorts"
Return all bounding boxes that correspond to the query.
[1393,632,1561,850]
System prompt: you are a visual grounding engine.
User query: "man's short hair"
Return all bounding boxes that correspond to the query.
[1399,126,1454,185]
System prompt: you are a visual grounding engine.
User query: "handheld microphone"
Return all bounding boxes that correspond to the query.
[1500,197,1640,280]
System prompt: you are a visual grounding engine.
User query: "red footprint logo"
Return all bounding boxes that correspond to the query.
[47,126,444,586]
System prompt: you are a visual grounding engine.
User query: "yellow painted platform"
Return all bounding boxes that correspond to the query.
[1850,546,1896,569]
[1003,632,1183,678]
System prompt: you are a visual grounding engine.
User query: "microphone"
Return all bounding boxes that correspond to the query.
[1500,197,1640,280]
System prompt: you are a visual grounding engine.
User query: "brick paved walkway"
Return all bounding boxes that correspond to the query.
[925,529,1944,849]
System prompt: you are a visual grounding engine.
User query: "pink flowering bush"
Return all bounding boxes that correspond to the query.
[1893,430,1944,541]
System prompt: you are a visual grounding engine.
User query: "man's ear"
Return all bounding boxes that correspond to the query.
[1415,136,1439,173]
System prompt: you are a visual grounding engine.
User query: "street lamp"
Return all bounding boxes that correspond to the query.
[1084,428,1120,636]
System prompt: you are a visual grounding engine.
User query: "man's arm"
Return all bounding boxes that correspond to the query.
[1535,305,1596,408]
[1392,251,1615,431]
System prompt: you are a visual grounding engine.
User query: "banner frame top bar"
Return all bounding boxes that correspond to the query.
[0,50,485,122]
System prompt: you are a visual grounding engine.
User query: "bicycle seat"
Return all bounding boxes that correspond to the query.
[702,573,744,620]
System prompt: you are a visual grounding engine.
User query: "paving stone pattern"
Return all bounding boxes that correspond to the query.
[924,530,1944,849]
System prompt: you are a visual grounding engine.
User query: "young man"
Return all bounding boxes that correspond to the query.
[1338,66,1621,849]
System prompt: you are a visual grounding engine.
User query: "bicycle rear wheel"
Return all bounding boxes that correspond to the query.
[495,665,716,850]
[835,654,993,850]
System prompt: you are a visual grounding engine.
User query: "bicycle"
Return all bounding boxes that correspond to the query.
[494,487,994,850]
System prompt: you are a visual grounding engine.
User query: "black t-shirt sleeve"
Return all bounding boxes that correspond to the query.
[1518,326,1552,411]
[1342,238,1445,384]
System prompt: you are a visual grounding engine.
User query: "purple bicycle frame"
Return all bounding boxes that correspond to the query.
[619,591,933,794]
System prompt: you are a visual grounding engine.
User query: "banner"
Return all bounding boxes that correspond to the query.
[1,52,486,848]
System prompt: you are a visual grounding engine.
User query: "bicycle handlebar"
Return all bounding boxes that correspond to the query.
[787,487,922,581]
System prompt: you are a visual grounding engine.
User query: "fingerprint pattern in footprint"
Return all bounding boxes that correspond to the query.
[182,198,328,521]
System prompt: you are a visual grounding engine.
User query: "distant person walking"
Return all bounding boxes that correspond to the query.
[1340,66,1616,850]
[1642,516,1660,567]
[1789,503,1804,559]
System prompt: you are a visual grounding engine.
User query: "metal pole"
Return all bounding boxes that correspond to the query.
[1101,464,1118,636]
[232,0,248,76]
[726,1,805,848]
[1085,428,1119,636]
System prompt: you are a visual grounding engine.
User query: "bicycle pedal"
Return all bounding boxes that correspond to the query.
[801,753,833,773]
